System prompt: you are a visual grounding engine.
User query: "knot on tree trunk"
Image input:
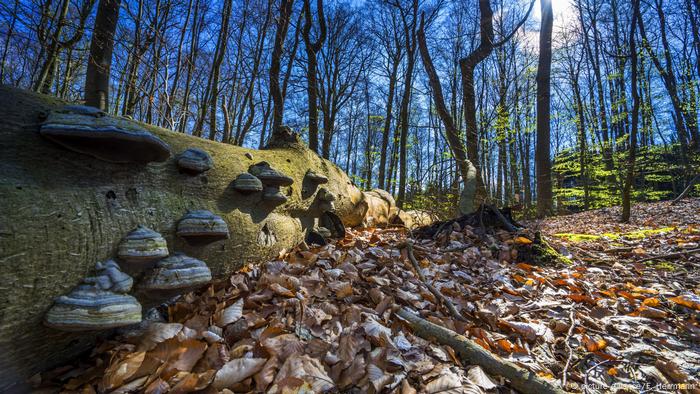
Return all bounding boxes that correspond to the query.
[265,125,305,150]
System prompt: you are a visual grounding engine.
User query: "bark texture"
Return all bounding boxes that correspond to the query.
[0,86,371,390]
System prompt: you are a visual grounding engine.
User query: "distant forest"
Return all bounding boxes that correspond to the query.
[1,0,698,217]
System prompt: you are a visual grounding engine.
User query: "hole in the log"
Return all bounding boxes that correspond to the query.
[106,190,116,200]
[321,212,346,239]
[201,175,208,184]
[257,223,277,247]
[126,188,138,204]
[16,186,22,190]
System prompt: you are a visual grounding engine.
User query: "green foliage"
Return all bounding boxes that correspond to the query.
[553,143,698,211]
[403,183,460,220]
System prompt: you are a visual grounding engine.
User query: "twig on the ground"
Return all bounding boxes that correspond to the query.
[402,240,466,322]
[561,309,576,388]
[584,359,611,394]
[396,308,566,394]
[636,247,700,263]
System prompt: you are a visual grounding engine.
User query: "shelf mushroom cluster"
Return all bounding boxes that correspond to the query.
[230,161,295,206]
[44,214,227,331]
[38,109,349,330]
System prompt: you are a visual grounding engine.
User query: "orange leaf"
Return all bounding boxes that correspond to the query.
[516,263,534,272]
[582,335,607,352]
[607,367,618,376]
[669,294,700,311]
[514,236,533,245]
[512,274,527,284]
[642,297,660,307]
[567,294,596,304]
[497,339,514,353]
[474,337,491,351]
[636,306,668,319]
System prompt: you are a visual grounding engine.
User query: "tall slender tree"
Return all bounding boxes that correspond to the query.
[303,0,326,153]
[85,0,121,110]
[535,0,554,217]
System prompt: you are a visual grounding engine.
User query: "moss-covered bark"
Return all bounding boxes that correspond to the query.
[0,86,369,389]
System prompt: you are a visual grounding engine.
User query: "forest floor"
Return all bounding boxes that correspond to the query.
[36,199,700,393]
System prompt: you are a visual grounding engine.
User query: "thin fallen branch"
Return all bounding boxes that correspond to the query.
[561,309,576,388]
[636,247,700,263]
[402,240,466,322]
[396,308,566,394]
[671,175,698,205]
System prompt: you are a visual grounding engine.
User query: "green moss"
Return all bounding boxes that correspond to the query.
[648,260,677,271]
[555,227,675,242]
[554,233,602,242]
[626,227,675,239]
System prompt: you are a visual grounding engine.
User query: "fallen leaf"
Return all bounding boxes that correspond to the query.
[103,352,146,390]
[212,358,267,389]
[218,298,244,326]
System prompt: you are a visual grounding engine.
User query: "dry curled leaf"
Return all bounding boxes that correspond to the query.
[212,358,267,389]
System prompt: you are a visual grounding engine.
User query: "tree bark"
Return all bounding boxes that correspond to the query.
[205,0,233,141]
[535,0,554,217]
[0,85,373,391]
[622,0,641,222]
[84,0,121,111]
[303,0,326,153]
[270,0,295,134]
[417,14,480,214]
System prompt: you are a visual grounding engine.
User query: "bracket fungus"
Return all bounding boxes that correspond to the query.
[117,225,169,264]
[262,186,288,204]
[58,105,106,117]
[248,162,294,186]
[39,106,171,163]
[176,210,229,244]
[176,147,213,174]
[317,187,336,212]
[83,260,133,293]
[305,170,328,184]
[44,284,142,331]
[141,253,212,291]
[231,173,263,194]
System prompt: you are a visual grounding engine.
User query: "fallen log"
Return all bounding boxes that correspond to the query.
[396,308,567,394]
[0,86,383,389]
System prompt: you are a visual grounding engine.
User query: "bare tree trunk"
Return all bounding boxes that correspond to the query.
[207,0,233,140]
[622,0,641,222]
[378,52,400,190]
[303,0,326,153]
[163,0,193,129]
[418,14,480,214]
[0,0,19,84]
[179,0,203,133]
[270,0,295,134]
[394,0,418,209]
[84,0,121,110]
[535,0,553,217]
